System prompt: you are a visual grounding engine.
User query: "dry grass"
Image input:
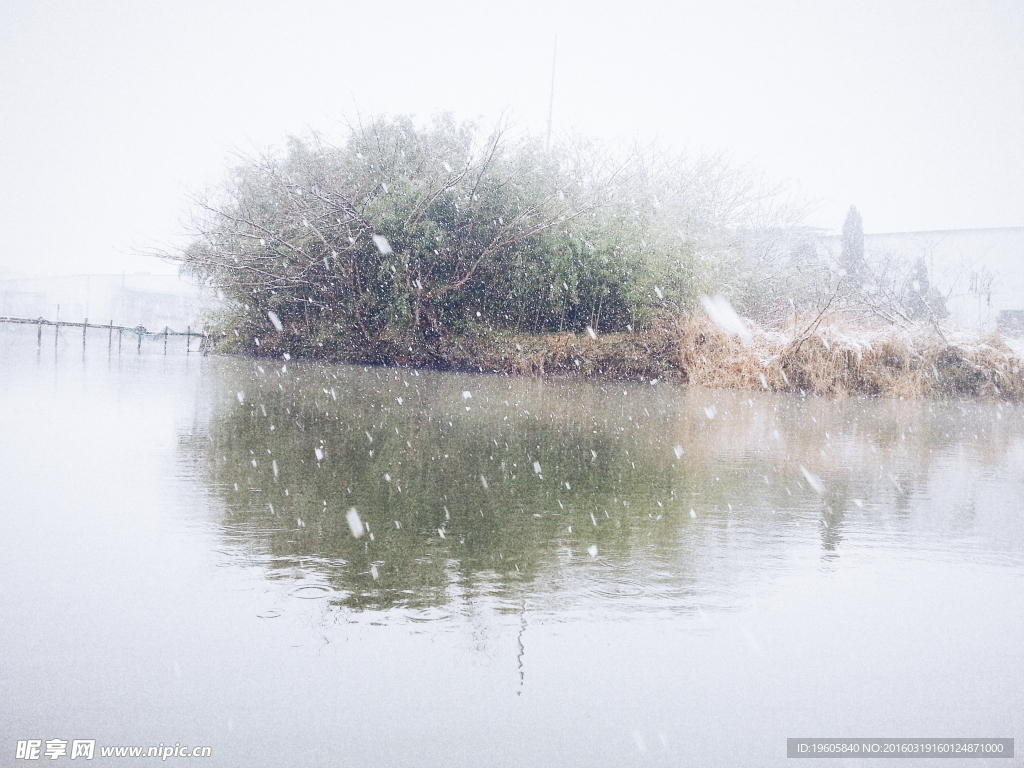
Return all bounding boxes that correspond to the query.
[670,314,1024,400]
[238,313,1024,401]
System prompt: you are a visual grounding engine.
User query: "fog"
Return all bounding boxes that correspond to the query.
[1,0,1022,278]
[4,7,1023,763]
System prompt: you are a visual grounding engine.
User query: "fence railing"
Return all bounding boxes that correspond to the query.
[0,315,209,354]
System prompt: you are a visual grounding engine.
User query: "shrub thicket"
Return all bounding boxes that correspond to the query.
[170,114,808,360]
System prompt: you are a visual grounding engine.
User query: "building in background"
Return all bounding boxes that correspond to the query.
[820,226,1024,330]
[0,273,211,331]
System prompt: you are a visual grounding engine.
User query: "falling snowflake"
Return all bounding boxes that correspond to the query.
[372,235,393,255]
[799,465,826,494]
[700,294,752,346]
[346,508,363,538]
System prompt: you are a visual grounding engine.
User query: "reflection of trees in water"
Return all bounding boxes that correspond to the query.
[180,362,1024,607]
[674,392,1024,558]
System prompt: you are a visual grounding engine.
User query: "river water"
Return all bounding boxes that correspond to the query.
[2,323,1022,766]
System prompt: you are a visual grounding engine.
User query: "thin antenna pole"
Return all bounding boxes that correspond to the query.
[546,36,557,150]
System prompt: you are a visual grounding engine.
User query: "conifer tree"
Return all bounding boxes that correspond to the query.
[840,205,866,283]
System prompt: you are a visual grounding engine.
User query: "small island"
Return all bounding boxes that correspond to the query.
[164,114,1023,400]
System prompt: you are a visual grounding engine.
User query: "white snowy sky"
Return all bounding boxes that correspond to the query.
[1,0,1022,276]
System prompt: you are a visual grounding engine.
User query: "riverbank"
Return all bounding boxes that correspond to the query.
[222,314,1024,401]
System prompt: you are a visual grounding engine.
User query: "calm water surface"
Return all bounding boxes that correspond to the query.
[2,324,1022,766]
